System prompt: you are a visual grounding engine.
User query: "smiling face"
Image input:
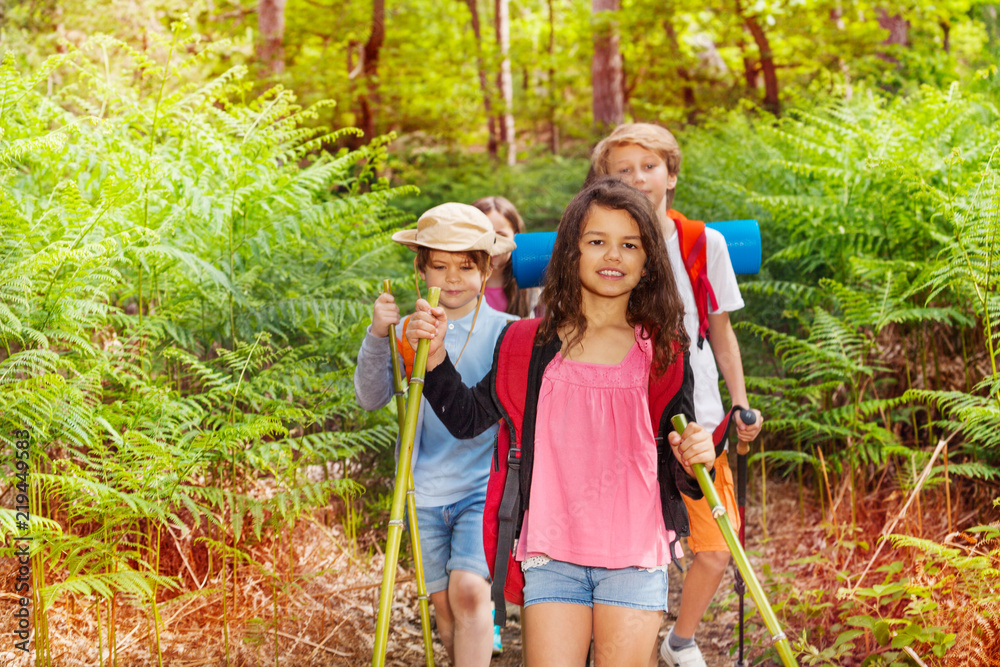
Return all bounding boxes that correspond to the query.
[418,250,487,318]
[577,204,647,301]
[606,143,677,216]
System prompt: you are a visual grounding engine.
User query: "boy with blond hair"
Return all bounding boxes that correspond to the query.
[592,123,763,667]
[354,203,517,665]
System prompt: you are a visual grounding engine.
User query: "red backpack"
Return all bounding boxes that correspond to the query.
[669,209,719,348]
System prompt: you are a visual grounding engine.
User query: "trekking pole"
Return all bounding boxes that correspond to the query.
[372,287,440,667]
[382,280,435,667]
[671,414,797,667]
[733,408,756,667]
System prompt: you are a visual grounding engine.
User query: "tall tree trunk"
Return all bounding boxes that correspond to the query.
[462,0,499,158]
[877,8,909,62]
[663,15,697,124]
[495,0,516,165]
[738,1,780,116]
[878,9,910,46]
[547,0,559,154]
[939,20,951,53]
[592,0,624,130]
[257,0,286,76]
[357,0,384,141]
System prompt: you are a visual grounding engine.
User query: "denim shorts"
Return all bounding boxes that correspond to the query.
[522,559,669,611]
[413,492,490,594]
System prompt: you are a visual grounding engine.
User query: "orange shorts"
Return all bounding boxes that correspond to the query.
[681,449,741,554]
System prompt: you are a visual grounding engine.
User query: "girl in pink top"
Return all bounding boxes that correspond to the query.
[408,178,716,666]
[473,196,541,318]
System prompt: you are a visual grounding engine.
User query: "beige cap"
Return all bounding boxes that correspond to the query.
[392,202,517,256]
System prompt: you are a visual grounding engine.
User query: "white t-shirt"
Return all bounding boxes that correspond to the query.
[666,226,745,434]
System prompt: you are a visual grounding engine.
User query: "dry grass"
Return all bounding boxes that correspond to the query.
[2,475,996,666]
[0,514,445,667]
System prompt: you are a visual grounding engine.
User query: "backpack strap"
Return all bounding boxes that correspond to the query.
[490,319,546,624]
[670,209,719,349]
[647,342,689,564]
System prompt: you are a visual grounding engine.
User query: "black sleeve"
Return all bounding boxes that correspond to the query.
[422,353,504,439]
[663,352,710,499]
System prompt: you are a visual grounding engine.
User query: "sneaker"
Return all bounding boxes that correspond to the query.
[658,632,706,667]
[492,624,503,655]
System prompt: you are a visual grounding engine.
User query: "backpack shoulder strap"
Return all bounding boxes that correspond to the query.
[647,341,685,438]
[647,342,688,564]
[670,209,718,348]
[494,319,540,426]
[489,319,543,622]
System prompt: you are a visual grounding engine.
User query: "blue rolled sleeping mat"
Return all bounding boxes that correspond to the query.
[511,219,761,288]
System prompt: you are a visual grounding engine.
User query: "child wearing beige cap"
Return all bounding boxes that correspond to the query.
[354,203,518,666]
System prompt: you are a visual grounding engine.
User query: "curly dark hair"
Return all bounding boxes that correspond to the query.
[539,177,688,372]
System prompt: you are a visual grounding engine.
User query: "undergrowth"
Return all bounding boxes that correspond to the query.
[0,21,411,665]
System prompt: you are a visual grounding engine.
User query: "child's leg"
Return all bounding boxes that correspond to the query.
[523,561,668,667]
[429,590,456,657]
[673,550,730,636]
[521,560,595,666]
[446,569,493,665]
[523,603,593,666]
[673,450,739,639]
[442,492,494,666]
[590,565,668,667]
[414,504,456,658]
[593,604,662,667]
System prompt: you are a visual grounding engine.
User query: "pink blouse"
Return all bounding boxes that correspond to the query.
[515,326,675,569]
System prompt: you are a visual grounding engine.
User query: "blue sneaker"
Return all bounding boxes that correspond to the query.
[492,624,503,655]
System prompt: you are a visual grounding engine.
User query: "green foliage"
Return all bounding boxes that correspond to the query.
[679,81,1000,660]
[3,0,998,149]
[0,26,408,645]
[704,83,1000,470]
[389,149,591,229]
[774,552,960,664]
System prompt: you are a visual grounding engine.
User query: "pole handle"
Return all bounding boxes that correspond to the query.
[736,407,756,455]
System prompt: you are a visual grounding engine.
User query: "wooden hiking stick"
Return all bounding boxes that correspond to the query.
[381,280,435,666]
[734,408,756,667]
[671,414,798,667]
[372,286,440,667]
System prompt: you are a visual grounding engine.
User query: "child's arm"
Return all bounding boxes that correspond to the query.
[405,299,504,439]
[353,293,402,411]
[708,311,763,442]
